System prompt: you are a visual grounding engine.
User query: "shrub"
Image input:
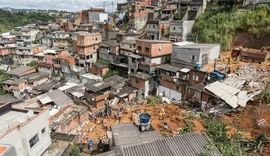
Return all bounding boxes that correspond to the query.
[205,119,241,156]
[69,145,80,156]
[146,96,162,105]
[173,12,181,20]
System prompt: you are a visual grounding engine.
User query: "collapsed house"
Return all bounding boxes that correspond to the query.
[187,64,270,115]
[85,75,137,109]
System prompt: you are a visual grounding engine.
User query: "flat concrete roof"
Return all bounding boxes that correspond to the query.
[81,73,102,80]
[174,43,220,49]
[0,109,37,136]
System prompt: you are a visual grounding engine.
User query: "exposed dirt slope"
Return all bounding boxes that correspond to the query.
[233,32,270,49]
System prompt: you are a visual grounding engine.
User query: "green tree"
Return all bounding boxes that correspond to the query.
[69,145,80,156]
[205,119,240,156]
[29,61,39,72]
[0,10,56,33]
[173,12,181,20]
[192,4,270,50]
[0,70,8,95]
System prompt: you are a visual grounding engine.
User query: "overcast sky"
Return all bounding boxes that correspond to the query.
[0,0,127,12]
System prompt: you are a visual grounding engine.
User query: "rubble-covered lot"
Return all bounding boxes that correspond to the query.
[77,104,206,144]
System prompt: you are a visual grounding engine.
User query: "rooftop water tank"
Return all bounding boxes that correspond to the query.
[195,62,202,69]
[139,113,151,124]
[139,113,151,132]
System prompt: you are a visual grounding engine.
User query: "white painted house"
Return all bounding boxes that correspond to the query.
[0,103,51,156]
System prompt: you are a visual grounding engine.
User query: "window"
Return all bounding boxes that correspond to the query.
[90,55,92,58]
[138,46,141,50]
[173,27,176,30]
[96,38,98,41]
[193,75,199,81]
[132,58,136,63]
[191,55,196,60]
[136,79,139,83]
[153,25,155,28]
[80,48,83,52]
[129,44,132,48]
[41,127,46,134]
[79,40,83,44]
[145,47,150,52]
[29,134,39,148]
[93,46,96,50]
[176,86,180,90]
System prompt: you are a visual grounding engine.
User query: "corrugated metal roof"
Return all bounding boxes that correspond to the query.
[121,132,221,156]
[205,81,252,108]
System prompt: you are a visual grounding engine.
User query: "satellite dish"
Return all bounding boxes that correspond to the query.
[27,110,34,118]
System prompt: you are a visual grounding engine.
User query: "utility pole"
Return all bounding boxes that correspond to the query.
[178,0,181,15]
[103,2,107,11]
[112,2,114,13]
[219,29,223,60]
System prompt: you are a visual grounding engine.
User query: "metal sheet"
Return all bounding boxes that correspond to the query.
[39,96,53,104]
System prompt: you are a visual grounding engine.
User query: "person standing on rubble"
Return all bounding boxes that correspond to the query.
[118,113,121,122]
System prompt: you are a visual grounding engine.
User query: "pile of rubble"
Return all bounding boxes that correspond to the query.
[230,63,269,83]
[206,64,270,115]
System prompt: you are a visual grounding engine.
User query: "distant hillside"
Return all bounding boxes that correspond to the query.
[191,4,270,50]
[0,10,56,33]
[0,7,37,12]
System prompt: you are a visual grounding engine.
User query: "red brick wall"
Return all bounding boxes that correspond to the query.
[189,70,207,85]
[101,68,109,76]
[79,109,88,123]
[136,40,172,57]
[0,48,9,56]
[59,56,76,65]
[82,10,89,23]
[89,66,100,75]
[151,43,172,57]
[78,45,99,55]
[96,100,105,110]
[130,76,145,90]
[76,34,102,47]
[89,66,109,76]
[160,79,182,92]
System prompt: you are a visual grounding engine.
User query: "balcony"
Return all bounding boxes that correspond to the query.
[16,50,32,55]
[138,63,156,73]
[24,39,32,43]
